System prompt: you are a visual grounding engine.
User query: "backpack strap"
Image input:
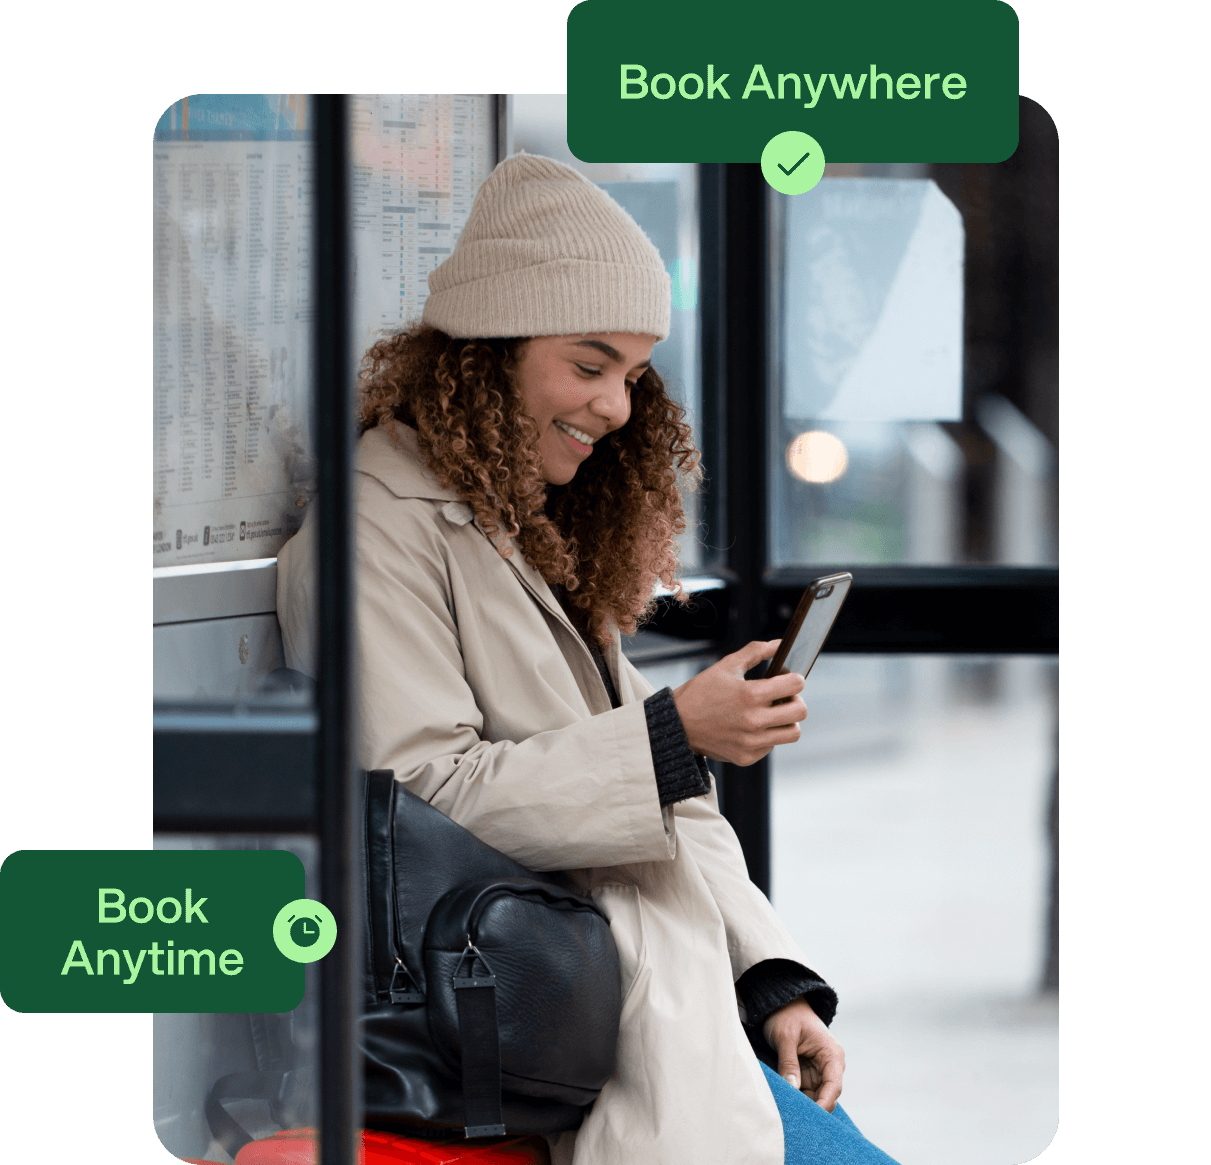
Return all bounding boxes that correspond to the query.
[452,941,506,1138]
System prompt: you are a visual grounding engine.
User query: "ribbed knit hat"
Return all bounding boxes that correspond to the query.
[421,154,671,341]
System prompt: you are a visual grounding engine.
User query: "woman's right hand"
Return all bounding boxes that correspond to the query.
[671,640,807,766]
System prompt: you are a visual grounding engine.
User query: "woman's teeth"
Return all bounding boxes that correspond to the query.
[555,420,595,446]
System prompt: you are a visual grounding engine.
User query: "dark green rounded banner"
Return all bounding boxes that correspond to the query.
[0,849,307,1013]
[568,0,1019,163]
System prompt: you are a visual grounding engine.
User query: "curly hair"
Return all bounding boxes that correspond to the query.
[358,324,701,646]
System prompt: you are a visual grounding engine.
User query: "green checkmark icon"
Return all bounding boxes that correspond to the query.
[778,149,812,176]
[761,131,826,195]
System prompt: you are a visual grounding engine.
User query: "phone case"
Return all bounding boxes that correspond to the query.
[766,572,854,681]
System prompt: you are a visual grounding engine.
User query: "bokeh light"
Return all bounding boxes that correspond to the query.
[786,430,850,484]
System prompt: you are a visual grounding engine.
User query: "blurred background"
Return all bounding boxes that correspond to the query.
[153,94,1058,1164]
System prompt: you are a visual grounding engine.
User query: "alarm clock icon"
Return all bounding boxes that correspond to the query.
[273,899,338,963]
[290,912,323,948]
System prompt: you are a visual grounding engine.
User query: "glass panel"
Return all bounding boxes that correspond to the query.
[152,834,319,1161]
[770,655,1058,1164]
[511,95,703,570]
[770,140,1058,568]
[153,95,498,706]
[153,95,317,710]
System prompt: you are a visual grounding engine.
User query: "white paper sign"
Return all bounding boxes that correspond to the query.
[152,136,315,567]
[782,179,964,423]
[349,94,493,366]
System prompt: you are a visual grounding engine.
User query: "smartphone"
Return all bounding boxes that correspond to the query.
[766,572,853,688]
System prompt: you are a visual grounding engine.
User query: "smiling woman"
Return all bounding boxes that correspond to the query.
[276,154,898,1165]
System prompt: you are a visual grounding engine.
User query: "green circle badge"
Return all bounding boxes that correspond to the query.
[760,131,826,196]
[273,899,337,963]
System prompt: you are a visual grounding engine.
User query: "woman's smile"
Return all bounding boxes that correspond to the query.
[554,419,598,452]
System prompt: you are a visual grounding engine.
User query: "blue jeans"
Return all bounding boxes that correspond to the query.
[760,1062,902,1165]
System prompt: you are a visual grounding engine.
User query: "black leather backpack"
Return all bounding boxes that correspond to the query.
[361,769,623,1138]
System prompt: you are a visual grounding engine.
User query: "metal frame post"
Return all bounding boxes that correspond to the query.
[699,163,774,895]
[314,93,361,1165]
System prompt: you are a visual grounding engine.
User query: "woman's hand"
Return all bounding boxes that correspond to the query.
[763,997,846,1112]
[671,640,807,766]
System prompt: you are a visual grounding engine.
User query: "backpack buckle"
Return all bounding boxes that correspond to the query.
[389,956,424,1004]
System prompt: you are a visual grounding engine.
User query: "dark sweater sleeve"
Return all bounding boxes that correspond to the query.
[643,687,713,807]
[737,958,839,1072]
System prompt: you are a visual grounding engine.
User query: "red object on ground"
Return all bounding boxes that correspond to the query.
[228,1128,550,1165]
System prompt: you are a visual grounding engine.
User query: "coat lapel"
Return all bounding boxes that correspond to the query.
[487,530,579,638]
[487,531,622,712]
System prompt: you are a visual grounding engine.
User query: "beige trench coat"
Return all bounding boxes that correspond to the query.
[277,423,816,1165]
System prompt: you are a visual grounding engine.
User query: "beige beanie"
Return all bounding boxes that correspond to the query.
[421,154,671,341]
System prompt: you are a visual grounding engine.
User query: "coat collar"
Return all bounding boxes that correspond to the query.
[357,423,590,648]
[357,423,461,502]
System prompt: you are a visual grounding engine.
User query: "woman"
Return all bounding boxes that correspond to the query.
[277,154,898,1165]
